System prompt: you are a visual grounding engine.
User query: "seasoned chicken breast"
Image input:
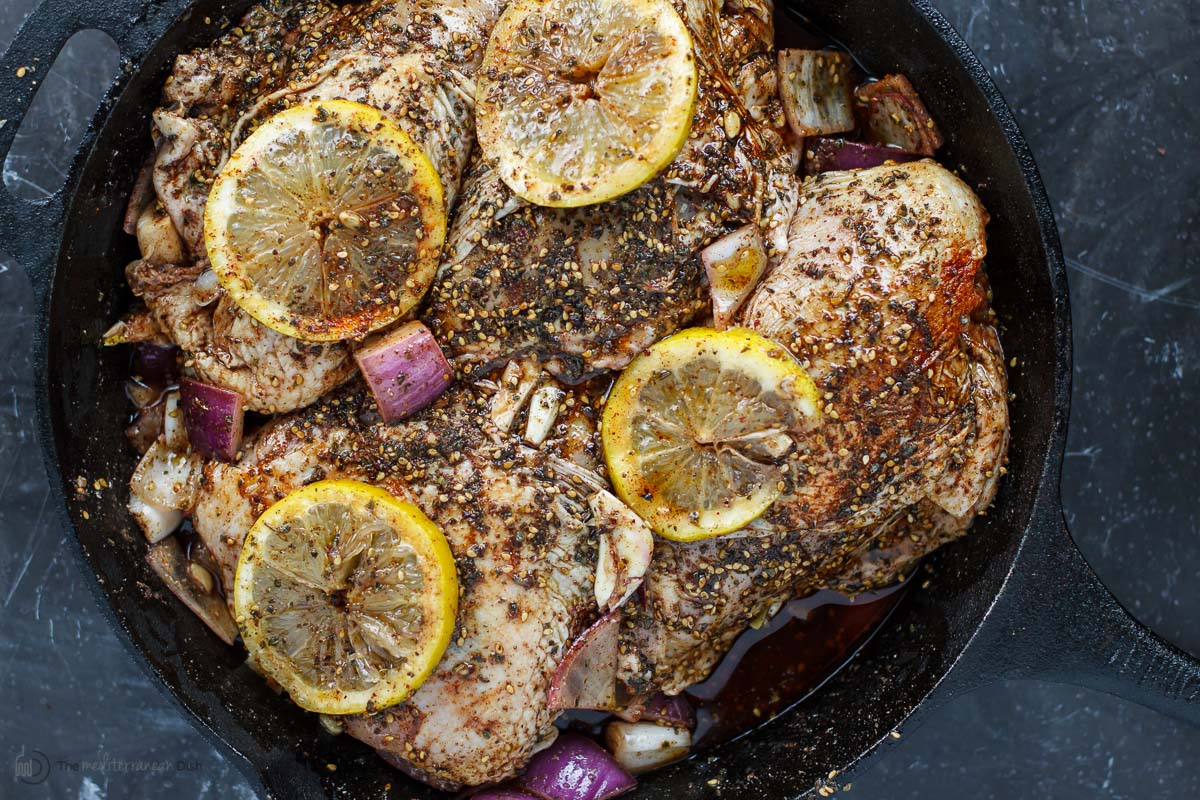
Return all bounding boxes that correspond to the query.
[120,0,1015,784]
[130,0,505,412]
[189,380,606,788]
[423,0,798,383]
[621,161,1009,695]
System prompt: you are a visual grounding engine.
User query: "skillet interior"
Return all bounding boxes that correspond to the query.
[39,0,1065,795]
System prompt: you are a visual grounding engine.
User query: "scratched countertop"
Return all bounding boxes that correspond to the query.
[1,0,1197,798]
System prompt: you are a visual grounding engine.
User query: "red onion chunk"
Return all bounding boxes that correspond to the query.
[777,49,856,138]
[635,693,695,730]
[180,378,244,462]
[517,734,635,800]
[355,321,453,423]
[146,537,238,645]
[803,138,922,176]
[126,404,165,454]
[134,342,179,385]
[548,608,621,713]
[854,73,944,156]
[472,789,542,800]
[701,224,768,330]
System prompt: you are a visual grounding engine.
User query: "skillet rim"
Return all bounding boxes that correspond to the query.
[18,0,1072,795]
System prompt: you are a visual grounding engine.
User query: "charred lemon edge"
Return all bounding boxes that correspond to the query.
[204,99,447,342]
[232,478,458,715]
[476,0,699,208]
[601,327,819,542]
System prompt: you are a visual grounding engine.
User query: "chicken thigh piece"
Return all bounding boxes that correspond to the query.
[423,0,799,383]
[129,0,505,412]
[188,380,605,788]
[620,161,1009,695]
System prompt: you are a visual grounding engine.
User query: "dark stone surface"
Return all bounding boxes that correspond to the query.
[0,0,1196,797]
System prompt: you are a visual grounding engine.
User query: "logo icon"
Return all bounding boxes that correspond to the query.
[13,748,50,785]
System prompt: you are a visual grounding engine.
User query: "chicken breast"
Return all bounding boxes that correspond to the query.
[189,380,607,788]
[423,0,798,383]
[130,0,504,412]
[620,161,1009,695]
[125,260,360,413]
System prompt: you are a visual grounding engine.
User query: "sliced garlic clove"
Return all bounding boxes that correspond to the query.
[490,360,540,433]
[590,489,655,611]
[524,385,565,446]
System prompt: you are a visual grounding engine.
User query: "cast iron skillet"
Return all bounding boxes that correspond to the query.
[2,0,1198,796]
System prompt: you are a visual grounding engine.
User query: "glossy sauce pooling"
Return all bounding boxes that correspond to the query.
[686,585,908,748]
[675,8,902,750]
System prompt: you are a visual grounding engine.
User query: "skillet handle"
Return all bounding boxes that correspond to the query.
[953,513,1200,726]
[0,1,76,283]
[0,0,186,295]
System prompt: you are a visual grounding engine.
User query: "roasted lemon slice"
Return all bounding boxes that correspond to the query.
[205,100,446,341]
[602,328,819,541]
[476,0,698,207]
[232,480,457,715]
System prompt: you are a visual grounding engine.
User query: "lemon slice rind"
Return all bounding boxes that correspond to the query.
[205,100,446,342]
[602,327,819,542]
[232,479,457,715]
[476,0,698,208]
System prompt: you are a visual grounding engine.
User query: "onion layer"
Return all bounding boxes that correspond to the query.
[125,404,165,455]
[180,378,244,462]
[517,734,635,800]
[131,441,201,510]
[854,73,943,155]
[355,321,453,423]
[146,537,238,645]
[128,494,183,543]
[632,693,695,730]
[547,608,621,713]
[490,360,540,433]
[125,379,164,411]
[777,49,856,138]
[701,224,768,330]
[603,721,691,775]
[803,137,922,176]
[162,390,188,450]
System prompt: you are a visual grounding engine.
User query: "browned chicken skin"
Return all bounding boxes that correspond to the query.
[621,161,1009,695]
[121,0,1011,787]
[423,0,798,383]
[129,0,504,412]
[190,380,607,788]
[127,157,1008,791]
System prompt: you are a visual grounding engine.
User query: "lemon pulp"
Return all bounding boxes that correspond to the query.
[232,479,457,714]
[602,328,820,541]
[204,100,446,342]
[476,0,698,207]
